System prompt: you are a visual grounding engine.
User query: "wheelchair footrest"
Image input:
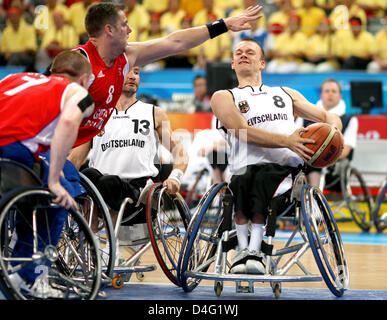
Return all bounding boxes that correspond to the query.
[113,264,156,275]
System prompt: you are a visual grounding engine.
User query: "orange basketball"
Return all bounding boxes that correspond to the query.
[301,123,344,168]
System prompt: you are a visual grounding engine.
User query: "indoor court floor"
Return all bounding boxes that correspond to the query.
[100,221,387,301]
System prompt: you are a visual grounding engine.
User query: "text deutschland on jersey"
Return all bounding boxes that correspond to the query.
[101,139,145,151]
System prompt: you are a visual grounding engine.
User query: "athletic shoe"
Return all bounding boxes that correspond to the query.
[229,248,249,274]
[245,250,266,275]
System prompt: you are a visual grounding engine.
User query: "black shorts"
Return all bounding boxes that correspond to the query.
[229,163,300,219]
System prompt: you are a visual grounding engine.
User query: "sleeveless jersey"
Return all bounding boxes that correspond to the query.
[218,84,303,174]
[73,41,129,147]
[0,72,74,154]
[88,100,159,179]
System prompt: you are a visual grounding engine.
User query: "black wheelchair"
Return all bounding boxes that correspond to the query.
[178,170,349,298]
[319,158,373,232]
[0,158,101,300]
[373,177,387,232]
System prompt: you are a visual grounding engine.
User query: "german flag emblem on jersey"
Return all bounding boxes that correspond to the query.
[238,100,250,113]
[97,128,105,137]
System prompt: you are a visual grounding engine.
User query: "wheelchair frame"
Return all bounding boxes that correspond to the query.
[319,159,373,232]
[0,159,101,300]
[179,171,349,298]
[373,177,387,232]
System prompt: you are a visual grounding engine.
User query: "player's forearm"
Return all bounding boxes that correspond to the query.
[171,142,189,173]
[48,119,79,187]
[68,141,91,170]
[325,112,342,132]
[233,125,289,148]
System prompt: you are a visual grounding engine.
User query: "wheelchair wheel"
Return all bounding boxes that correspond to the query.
[301,185,349,297]
[146,183,190,286]
[180,182,229,292]
[342,167,373,232]
[373,179,387,232]
[77,173,116,279]
[0,186,101,300]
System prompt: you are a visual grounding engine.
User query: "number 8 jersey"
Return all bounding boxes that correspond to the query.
[88,100,159,180]
[218,85,304,175]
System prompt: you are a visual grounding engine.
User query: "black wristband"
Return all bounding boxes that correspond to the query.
[206,18,228,39]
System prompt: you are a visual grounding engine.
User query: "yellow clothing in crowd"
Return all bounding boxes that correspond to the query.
[305,32,340,68]
[160,9,186,33]
[273,30,308,64]
[34,4,70,33]
[142,0,169,13]
[192,8,225,26]
[68,1,89,37]
[374,29,387,60]
[356,0,386,17]
[40,24,79,50]
[214,0,243,12]
[127,4,150,41]
[179,0,204,18]
[192,32,232,61]
[329,3,367,31]
[334,29,375,59]
[1,19,37,53]
[267,10,289,29]
[296,6,326,38]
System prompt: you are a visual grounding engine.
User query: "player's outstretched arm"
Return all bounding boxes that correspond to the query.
[127,5,263,68]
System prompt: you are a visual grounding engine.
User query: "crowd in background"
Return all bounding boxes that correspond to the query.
[0,0,386,72]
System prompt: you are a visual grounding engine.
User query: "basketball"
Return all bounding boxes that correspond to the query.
[301,123,344,168]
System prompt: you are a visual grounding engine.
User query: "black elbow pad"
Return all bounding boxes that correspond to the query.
[78,93,94,112]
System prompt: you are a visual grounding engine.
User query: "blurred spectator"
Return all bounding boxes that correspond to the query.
[229,0,266,29]
[193,13,232,70]
[33,0,69,40]
[0,7,37,67]
[329,0,366,32]
[291,0,304,9]
[142,0,168,16]
[192,75,211,112]
[214,0,242,16]
[180,0,203,18]
[356,0,386,19]
[267,0,294,36]
[367,15,387,72]
[335,16,375,70]
[124,0,150,41]
[300,16,340,71]
[163,14,196,68]
[68,0,93,44]
[296,0,326,38]
[139,13,166,70]
[315,0,335,14]
[160,0,186,34]
[265,13,308,73]
[192,0,224,27]
[35,10,78,69]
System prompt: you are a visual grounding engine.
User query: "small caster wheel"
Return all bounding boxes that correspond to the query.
[136,272,145,281]
[112,275,124,289]
[215,281,223,297]
[274,283,281,299]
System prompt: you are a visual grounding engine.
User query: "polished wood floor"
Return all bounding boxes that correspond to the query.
[120,232,387,292]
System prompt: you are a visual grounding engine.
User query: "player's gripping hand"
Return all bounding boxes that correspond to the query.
[49,182,79,210]
[287,127,315,162]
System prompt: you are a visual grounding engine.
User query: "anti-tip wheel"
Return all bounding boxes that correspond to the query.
[215,281,223,297]
[112,275,124,289]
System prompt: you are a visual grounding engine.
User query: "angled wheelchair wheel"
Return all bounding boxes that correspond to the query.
[77,173,116,279]
[301,185,349,297]
[373,179,387,232]
[146,183,190,286]
[180,182,230,292]
[342,167,373,232]
[0,186,101,300]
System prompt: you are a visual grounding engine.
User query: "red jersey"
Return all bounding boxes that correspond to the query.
[73,41,129,147]
[0,73,74,155]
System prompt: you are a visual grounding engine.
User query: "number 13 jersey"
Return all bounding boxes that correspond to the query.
[88,100,159,180]
[219,85,303,175]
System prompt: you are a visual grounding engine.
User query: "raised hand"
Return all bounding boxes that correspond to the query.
[224,5,264,32]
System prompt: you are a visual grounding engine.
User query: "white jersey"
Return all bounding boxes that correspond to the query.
[88,100,159,179]
[217,84,303,174]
